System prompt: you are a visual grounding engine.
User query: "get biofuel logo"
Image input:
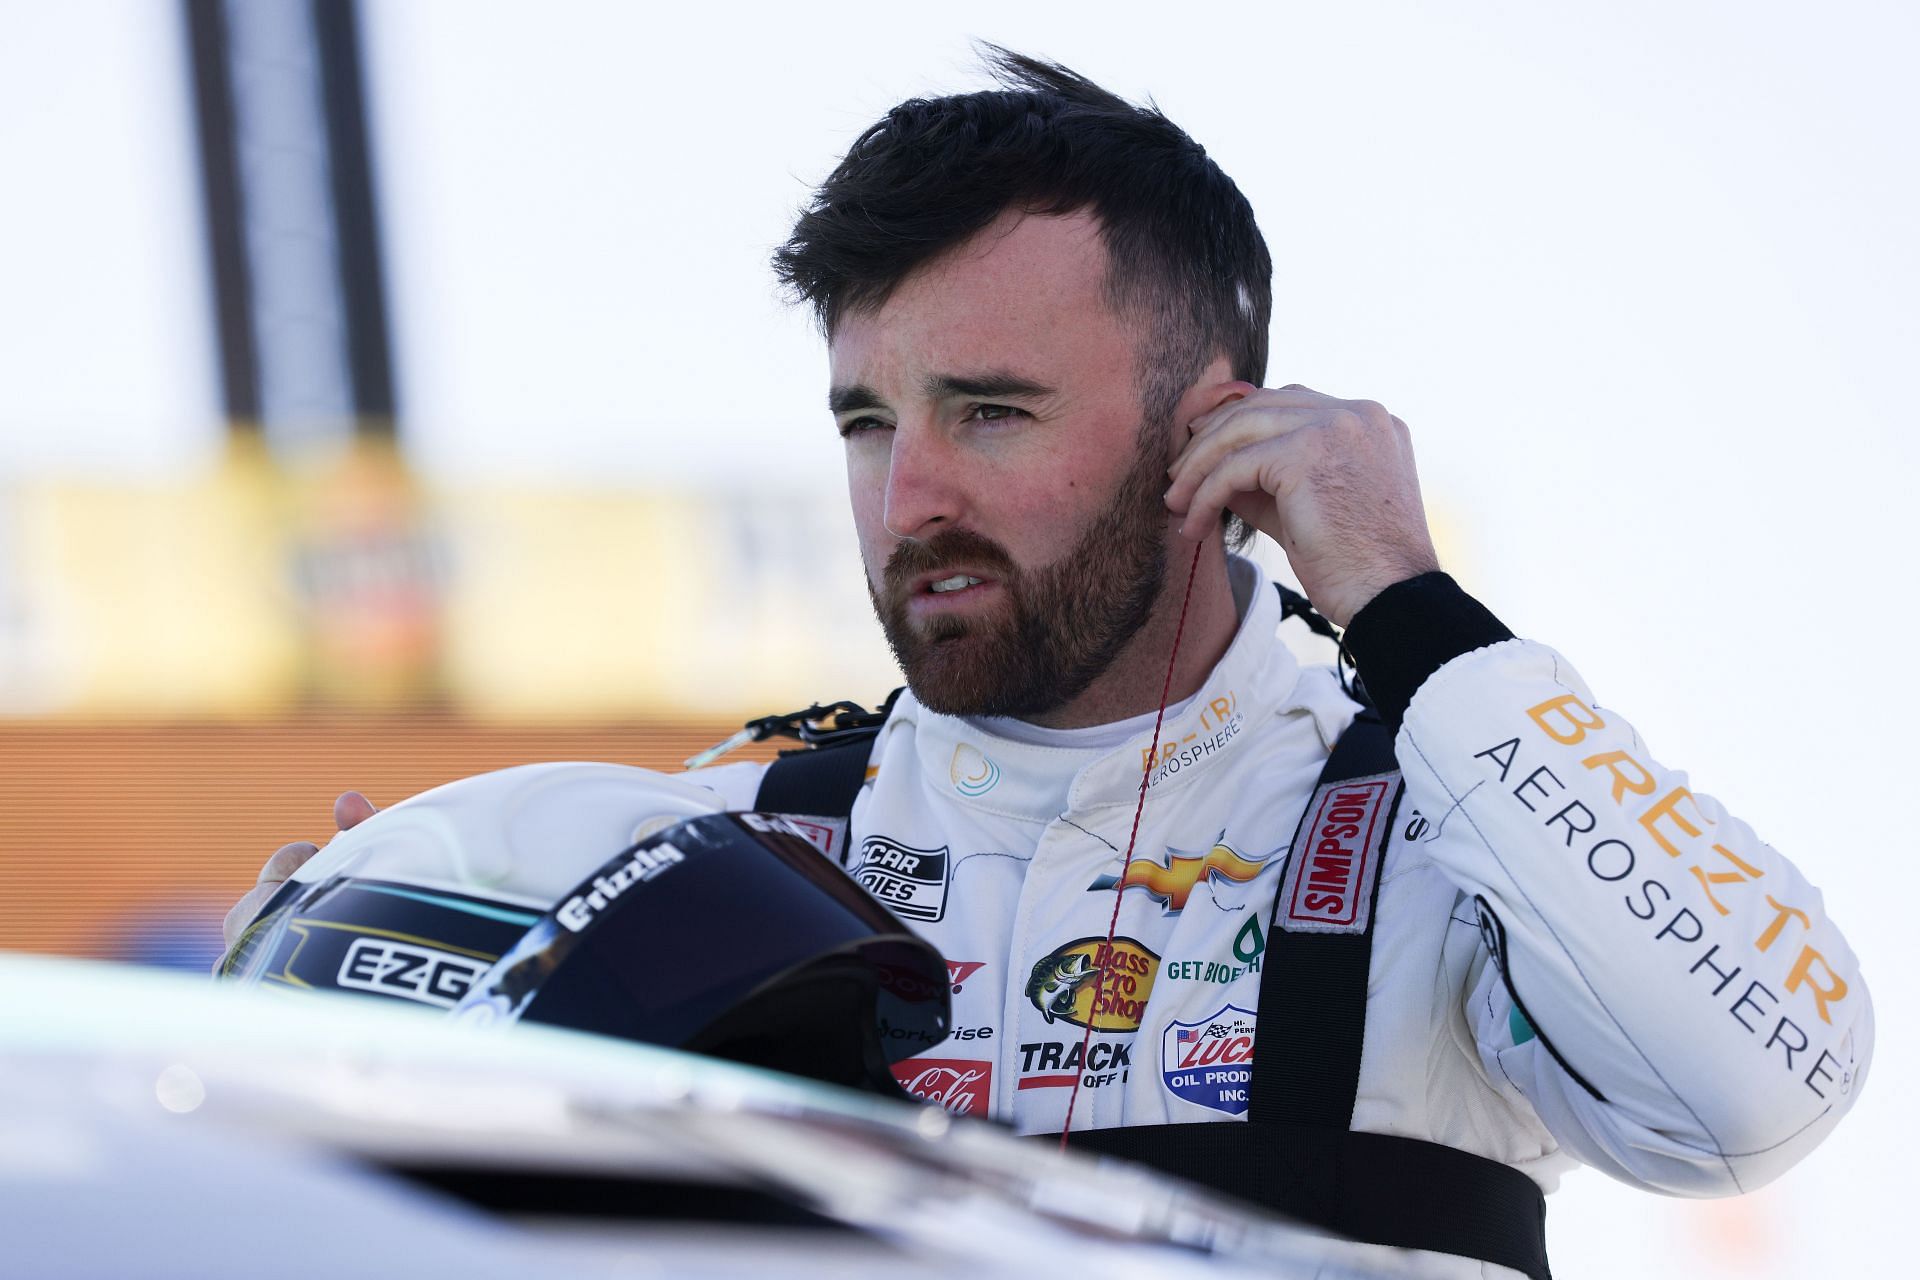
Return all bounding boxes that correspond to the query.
[1025,936,1159,1031]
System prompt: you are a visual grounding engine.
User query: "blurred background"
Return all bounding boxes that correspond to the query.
[0,2,1911,1276]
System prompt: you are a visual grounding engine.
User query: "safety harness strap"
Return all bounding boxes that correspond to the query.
[1253,707,1397,1128]
[1065,1123,1550,1280]
[753,739,873,825]
[747,604,1553,1277]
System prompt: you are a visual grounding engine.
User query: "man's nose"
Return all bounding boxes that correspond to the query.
[882,423,964,540]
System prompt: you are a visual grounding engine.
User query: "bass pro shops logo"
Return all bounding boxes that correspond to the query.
[892,1058,992,1116]
[852,836,951,922]
[1162,1004,1256,1115]
[1024,936,1159,1031]
[1087,834,1278,914]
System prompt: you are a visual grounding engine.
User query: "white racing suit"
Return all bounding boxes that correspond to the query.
[691,556,1872,1275]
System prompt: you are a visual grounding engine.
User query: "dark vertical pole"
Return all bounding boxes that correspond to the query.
[181,0,260,431]
[312,0,397,436]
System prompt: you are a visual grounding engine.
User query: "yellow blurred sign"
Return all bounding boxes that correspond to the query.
[0,441,900,721]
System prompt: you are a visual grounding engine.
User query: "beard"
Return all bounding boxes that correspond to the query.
[867,426,1172,718]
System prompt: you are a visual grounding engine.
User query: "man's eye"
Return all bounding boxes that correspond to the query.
[838,416,890,438]
[967,403,1027,423]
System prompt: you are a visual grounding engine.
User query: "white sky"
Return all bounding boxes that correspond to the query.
[1,3,1916,1274]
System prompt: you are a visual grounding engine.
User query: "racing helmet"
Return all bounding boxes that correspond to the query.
[218,763,950,1093]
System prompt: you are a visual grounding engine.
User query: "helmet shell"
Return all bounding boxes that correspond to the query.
[220,763,950,1092]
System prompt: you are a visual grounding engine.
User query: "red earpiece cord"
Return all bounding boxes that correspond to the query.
[1058,538,1207,1150]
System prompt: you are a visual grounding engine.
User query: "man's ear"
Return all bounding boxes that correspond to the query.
[1175,358,1257,434]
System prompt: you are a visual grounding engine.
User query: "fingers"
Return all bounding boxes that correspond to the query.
[1167,404,1319,513]
[260,840,319,884]
[224,795,368,958]
[335,790,378,831]
[222,879,279,952]
[1172,437,1303,541]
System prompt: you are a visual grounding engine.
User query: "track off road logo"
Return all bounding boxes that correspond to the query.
[1162,1004,1256,1115]
[1024,936,1159,1030]
[1087,836,1279,915]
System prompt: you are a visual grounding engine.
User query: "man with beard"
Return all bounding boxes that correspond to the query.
[227,48,1870,1279]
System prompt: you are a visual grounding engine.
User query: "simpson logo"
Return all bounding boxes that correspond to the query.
[1087,834,1279,914]
[336,938,491,1008]
[893,1058,991,1115]
[1277,772,1398,934]
[852,836,950,922]
[1024,936,1159,1031]
[1162,1004,1256,1115]
[556,841,686,932]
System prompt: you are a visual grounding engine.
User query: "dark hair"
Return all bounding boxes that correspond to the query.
[772,45,1272,548]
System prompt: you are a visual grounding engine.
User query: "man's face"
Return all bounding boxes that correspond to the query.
[827,210,1176,717]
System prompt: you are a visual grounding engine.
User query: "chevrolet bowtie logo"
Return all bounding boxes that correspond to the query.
[1088,836,1279,914]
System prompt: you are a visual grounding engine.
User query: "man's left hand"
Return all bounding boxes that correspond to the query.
[1165,384,1440,628]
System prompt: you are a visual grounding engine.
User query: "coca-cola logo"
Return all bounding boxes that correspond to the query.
[892,1057,992,1116]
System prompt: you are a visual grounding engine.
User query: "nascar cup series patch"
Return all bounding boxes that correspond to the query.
[1276,770,1399,935]
[1162,1004,1257,1115]
[851,835,951,922]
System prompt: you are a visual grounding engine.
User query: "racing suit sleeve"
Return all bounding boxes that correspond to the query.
[680,759,773,810]
[1344,573,1873,1196]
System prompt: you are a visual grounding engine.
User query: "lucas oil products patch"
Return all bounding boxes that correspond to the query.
[1162,1004,1257,1115]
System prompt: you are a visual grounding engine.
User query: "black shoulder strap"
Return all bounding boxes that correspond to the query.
[1067,1123,1549,1279]
[752,737,875,818]
[745,689,900,819]
[1253,706,1398,1128]
[1067,707,1553,1279]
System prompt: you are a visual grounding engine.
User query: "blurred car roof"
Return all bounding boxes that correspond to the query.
[0,953,1424,1278]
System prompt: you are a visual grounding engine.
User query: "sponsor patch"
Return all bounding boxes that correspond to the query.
[785,817,844,860]
[946,959,986,993]
[336,937,491,1008]
[1161,1004,1257,1115]
[879,1015,989,1050]
[949,743,1001,797]
[556,841,686,933]
[893,1058,992,1115]
[851,836,951,922]
[1016,1039,1133,1090]
[1277,772,1398,934]
[1024,936,1159,1031]
[737,810,842,861]
[1087,833,1279,914]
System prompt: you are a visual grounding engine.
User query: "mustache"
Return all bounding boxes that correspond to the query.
[883,528,1019,596]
